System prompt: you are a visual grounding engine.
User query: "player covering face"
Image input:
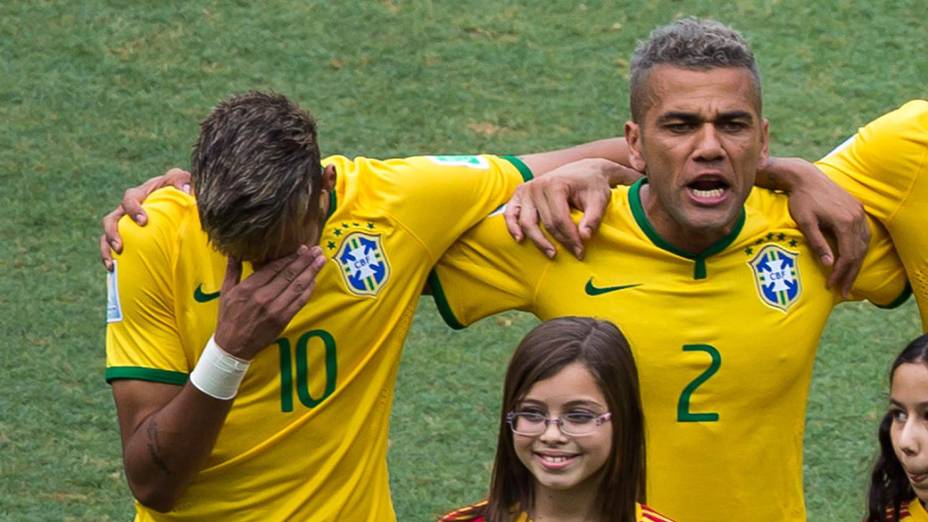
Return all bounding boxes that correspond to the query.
[868,335,928,522]
[439,317,673,522]
[103,90,644,520]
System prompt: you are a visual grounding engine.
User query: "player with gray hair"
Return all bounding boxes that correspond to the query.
[629,17,762,122]
[428,17,908,521]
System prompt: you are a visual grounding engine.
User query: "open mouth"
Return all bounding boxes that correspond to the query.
[686,177,730,203]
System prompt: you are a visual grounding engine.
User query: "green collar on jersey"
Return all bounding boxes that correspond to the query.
[628,178,745,280]
[325,188,337,220]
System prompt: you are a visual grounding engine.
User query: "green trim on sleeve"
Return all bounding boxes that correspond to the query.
[427,269,466,330]
[105,366,189,385]
[501,155,535,182]
[875,282,912,310]
[325,189,337,220]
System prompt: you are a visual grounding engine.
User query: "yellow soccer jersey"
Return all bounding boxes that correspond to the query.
[105,154,530,521]
[430,180,909,522]
[438,501,673,521]
[902,498,928,521]
[817,100,928,329]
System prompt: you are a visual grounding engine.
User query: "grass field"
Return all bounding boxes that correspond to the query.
[1,1,925,520]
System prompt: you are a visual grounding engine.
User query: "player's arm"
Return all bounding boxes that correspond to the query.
[845,216,911,309]
[506,136,870,294]
[755,157,869,297]
[100,168,192,271]
[112,249,325,511]
[507,138,642,259]
[113,379,232,512]
[517,137,636,180]
[98,142,638,267]
[430,213,551,329]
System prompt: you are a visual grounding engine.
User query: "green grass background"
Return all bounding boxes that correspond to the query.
[1,1,924,520]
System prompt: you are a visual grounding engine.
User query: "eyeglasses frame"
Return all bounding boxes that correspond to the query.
[506,410,612,437]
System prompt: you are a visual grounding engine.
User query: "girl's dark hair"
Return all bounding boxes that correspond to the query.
[866,334,928,521]
[463,317,645,522]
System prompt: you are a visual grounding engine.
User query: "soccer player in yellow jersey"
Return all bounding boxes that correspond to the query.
[428,19,910,522]
[104,91,650,520]
[104,91,551,521]
[763,100,928,329]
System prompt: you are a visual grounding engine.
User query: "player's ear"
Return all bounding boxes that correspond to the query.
[316,164,337,217]
[322,164,336,191]
[625,121,646,172]
[759,118,770,164]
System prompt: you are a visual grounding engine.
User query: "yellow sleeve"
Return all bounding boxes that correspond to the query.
[430,212,551,329]
[104,189,192,384]
[848,216,911,308]
[817,100,928,224]
[370,154,532,262]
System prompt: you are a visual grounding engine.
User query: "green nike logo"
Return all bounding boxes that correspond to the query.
[584,278,641,296]
[193,284,221,303]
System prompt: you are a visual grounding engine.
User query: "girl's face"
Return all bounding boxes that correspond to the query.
[890,362,928,502]
[512,362,613,495]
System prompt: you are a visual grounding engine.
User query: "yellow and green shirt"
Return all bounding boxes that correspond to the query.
[817,99,928,329]
[438,500,674,521]
[105,154,530,521]
[886,498,928,521]
[430,180,909,522]
[903,498,928,521]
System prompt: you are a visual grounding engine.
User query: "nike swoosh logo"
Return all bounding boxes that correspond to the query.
[584,278,641,296]
[193,284,221,303]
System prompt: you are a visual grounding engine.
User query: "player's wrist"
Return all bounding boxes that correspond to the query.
[212,327,252,361]
[189,336,251,400]
[604,162,643,187]
[759,157,823,193]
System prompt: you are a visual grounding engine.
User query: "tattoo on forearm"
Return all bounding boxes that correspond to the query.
[146,419,172,475]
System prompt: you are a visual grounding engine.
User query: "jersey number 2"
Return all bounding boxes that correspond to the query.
[277,330,338,412]
[677,344,721,422]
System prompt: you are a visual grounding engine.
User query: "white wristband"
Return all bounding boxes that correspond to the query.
[189,336,251,400]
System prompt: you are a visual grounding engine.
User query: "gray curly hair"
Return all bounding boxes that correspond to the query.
[629,17,761,122]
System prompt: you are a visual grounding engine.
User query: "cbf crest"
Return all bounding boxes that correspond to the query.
[334,231,390,296]
[749,244,802,311]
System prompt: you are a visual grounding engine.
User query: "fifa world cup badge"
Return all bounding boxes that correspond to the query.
[106,261,123,323]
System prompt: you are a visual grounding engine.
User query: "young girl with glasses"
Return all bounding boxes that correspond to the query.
[439,316,673,522]
[867,334,928,521]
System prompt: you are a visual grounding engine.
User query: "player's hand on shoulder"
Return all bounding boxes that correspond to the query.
[504,158,636,260]
[769,157,869,297]
[214,246,327,361]
[100,168,192,271]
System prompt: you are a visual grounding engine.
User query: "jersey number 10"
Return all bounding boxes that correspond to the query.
[276,330,338,412]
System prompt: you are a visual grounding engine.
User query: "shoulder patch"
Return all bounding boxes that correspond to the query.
[106,261,123,323]
[334,232,391,296]
[748,244,802,311]
[427,155,490,169]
